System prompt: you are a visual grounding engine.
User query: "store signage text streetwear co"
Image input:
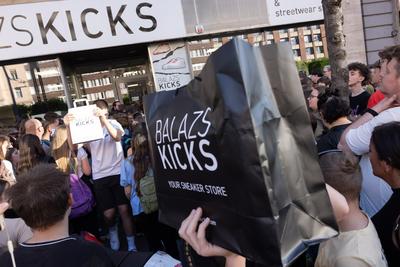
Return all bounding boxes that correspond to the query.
[148,41,193,91]
[266,0,323,25]
[68,105,103,144]
[144,39,338,266]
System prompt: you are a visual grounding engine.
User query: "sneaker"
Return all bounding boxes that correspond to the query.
[153,44,171,55]
[126,236,137,252]
[162,57,186,70]
[109,226,120,251]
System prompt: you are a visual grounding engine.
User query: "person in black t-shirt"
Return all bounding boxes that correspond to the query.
[316,94,352,154]
[347,62,371,119]
[1,236,114,267]
[370,122,400,267]
[0,164,114,267]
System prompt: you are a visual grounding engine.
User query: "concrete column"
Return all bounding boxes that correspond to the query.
[56,58,73,108]
[71,72,82,99]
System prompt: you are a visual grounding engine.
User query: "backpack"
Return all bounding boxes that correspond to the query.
[138,171,158,214]
[70,173,95,219]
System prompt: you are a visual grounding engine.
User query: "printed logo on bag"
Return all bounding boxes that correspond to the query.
[155,107,217,172]
[74,117,95,127]
[153,106,230,198]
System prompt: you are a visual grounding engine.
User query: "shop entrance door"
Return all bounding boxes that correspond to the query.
[115,73,150,105]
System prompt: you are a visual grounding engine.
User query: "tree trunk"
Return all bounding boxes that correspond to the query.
[322,0,348,101]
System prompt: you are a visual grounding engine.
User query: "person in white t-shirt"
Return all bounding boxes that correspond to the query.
[315,151,387,267]
[90,100,134,252]
[338,45,400,217]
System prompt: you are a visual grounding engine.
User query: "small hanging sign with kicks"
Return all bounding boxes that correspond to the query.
[148,41,193,91]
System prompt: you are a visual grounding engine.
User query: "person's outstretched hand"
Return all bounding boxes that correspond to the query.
[93,107,108,121]
[178,207,245,267]
[63,113,75,126]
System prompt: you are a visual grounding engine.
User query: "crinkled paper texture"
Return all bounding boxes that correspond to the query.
[144,38,338,266]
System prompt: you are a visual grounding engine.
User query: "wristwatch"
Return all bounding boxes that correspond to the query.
[365,108,379,117]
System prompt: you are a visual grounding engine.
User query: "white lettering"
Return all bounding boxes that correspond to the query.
[173,143,187,170]
[183,141,203,171]
[157,145,173,169]
[155,120,162,144]
[199,139,218,171]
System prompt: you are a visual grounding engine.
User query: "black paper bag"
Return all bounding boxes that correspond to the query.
[143,38,338,266]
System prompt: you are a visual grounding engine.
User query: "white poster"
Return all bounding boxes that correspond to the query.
[0,0,186,61]
[68,105,104,144]
[266,0,323,26]
[148,41,193,92]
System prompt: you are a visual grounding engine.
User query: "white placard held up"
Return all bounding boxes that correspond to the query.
[68,105,104,144]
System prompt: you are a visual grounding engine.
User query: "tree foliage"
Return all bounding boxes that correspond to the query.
[31,99,67,115]
[295,58,330,74]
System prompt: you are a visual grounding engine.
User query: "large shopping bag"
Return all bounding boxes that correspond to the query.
[144,38,338,266]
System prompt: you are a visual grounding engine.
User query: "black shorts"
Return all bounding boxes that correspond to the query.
[93,175,129,212]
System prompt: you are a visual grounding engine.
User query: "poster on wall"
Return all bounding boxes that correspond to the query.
[148,41,193,91]
[68,105,104,144]
[144,38,337,266]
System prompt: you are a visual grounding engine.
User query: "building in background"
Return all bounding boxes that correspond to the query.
[24,60,150,104]
[342,0,367,64]
[0,65,33,106]
[25,60,63,102]
[0,0,399,108]
[361,0,400,63]
[3,22,328,104]
[189,24,328,76]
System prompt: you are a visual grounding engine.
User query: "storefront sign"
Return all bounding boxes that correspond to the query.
[0,0,186,61]
[0,0,325,62]
[266,0,323,25]
[148,41,193,91]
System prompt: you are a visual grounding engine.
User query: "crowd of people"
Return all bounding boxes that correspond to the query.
[295,45,400,267]
[0,99,182,266]
[1,44,400,267]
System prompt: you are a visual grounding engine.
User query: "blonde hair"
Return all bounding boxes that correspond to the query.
[51,125,76,174]
[0,135,10,160]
